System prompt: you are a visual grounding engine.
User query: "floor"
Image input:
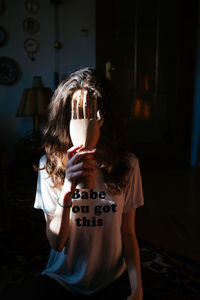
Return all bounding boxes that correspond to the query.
[136,165,200,261]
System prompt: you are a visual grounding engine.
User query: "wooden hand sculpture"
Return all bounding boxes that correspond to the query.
[69,89,103,189]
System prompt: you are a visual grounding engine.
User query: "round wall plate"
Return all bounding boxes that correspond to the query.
[25,0,40,14]
[23,17,40,35]
[0,57,21,85]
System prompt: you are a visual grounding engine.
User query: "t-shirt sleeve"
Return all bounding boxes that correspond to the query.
[34,155,59,216]
[123,155,144,213]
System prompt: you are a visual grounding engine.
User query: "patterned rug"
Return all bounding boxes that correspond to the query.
[139,238,200,300]
[0,196,200,299]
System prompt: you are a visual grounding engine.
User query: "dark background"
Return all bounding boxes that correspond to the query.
[96,0,197,167]
[0,0,200,297]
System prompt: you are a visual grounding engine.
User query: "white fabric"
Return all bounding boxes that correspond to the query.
[34,153,144,295]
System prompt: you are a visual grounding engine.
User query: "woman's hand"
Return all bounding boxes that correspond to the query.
[65,145,96,191]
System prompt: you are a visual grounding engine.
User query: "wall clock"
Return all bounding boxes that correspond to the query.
[24,38,39,61]
[0,57,20,85]
[25,0,40,14]
[0,26,7,46]
[23,17,40,35]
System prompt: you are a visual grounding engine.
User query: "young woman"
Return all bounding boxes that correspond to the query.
[17,67,144,300]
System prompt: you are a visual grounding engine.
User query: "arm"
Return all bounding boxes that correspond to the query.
[44,182,73,252]
[121,208,143,300]
[44,145,96,252]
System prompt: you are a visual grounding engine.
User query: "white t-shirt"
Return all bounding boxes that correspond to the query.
[34,153,144,295]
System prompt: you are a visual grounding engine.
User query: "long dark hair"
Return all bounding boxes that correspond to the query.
[42,67,131,194]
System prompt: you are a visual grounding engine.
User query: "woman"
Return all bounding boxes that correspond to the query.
[34,67,144,299]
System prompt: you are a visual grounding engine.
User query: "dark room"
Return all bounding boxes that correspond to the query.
[0,0,200,299]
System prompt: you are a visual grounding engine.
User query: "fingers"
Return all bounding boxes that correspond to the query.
[66,168,95,183]
[66,148,96,184]
[97,110,104,128]
[77,90,81,119]
[69,148,96,166]
[71,89,98,120]
[70,161,96,173]
[67,145,96,163]
[92,93,97,119]
[67,161,96,181]
[71,91,78,119]
[71,90,82,119]
[71,94,75,119]
[67,145,83,160]
[82,90,96,119]
[83,90,88,119]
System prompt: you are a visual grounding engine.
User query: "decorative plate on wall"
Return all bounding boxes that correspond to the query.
[0,26,7,46]
[0,57,21,85]
[23,17,40,35]
[25,0,40,14]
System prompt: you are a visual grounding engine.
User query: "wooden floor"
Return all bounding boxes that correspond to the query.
[136,166,200,261]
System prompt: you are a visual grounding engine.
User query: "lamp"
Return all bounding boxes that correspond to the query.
[16,76,53,133]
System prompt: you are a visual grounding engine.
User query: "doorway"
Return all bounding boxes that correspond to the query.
[96,0,198,166]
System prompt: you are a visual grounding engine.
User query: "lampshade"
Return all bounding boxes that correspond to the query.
[16,76,53,117]
[16,88,53,117]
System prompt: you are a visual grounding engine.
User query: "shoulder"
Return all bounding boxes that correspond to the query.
[38,155,49,179]
[38,155,55,185]
[124,152,141,184]
[39,154,47,168]
[126,152,139,169]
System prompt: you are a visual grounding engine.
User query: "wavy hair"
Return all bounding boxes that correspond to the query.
[42,67,131,194]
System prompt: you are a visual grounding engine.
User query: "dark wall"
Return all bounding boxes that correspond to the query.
[96,0,198,167]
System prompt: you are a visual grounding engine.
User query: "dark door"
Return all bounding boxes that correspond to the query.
[96,0,198,166]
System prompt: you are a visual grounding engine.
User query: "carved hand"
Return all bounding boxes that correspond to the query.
[69,90,103,188]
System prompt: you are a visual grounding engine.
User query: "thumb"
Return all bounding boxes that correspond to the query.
[97,110,104,128]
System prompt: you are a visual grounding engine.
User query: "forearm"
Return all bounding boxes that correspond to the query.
[46,181,74,252]
[122,234,143,298]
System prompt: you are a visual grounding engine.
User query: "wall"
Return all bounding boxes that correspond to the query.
[0,0,95,160]
[60,0,96,76]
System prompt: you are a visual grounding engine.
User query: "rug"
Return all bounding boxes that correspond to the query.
[139,238,200,300]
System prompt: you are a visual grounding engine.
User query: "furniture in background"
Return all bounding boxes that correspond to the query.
[16,76,52,133]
